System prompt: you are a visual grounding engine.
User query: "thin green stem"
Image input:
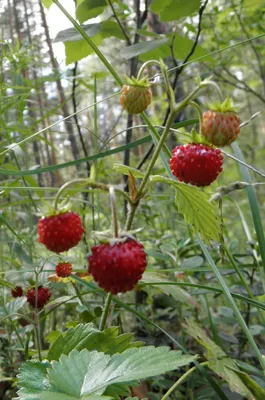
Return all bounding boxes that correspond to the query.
[52,0,123,86]
[190,101,203,127]
[224,244,265,324]
[136,60,161,80]
[99,293,113,331]
[199,237,265,371]
[109,186,119,238]
[161,362,209,400]
[54,178,133,211]
[34,271,42,361]
[0,301,25,350]
[232,142,265,290]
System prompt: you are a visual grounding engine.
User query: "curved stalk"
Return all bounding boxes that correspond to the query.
[161,361,209,400]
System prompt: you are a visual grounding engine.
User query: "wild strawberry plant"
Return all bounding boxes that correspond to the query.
[1,1,265,400]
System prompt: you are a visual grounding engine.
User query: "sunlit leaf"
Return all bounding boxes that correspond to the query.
[150,176,221,243]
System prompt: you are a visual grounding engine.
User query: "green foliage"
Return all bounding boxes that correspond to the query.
[16,347,195,399]
[150,0,201,21]
[47,324,143,361]
[150,176,221,243]
[54,21,125,64]
[184,318,265,399]
[141,272,198,307]
[113,164,144,178]
[3,1,265,399]
[76,0,109,23]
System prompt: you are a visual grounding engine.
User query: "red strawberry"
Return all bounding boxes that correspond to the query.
[11,286,23,298]
[170,143,223,187]
[120,76,152,114]
[38,211,84,253]
[201,99,240,146]
[56,262,72,278]
[26,286,51,309]
[88,239,147,294]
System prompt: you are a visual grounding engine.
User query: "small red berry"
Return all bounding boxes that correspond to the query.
[38,211,84,253]
[201,110,240,146]
[56,262,72,278]
[26,286,51,309]
[170,143,223,187]
[88,239,147,294]
[120,77,152,114]
[11,286,23,298]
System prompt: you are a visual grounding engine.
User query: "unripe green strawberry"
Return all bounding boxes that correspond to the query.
[120,76,152,114]
[201,99,240,147]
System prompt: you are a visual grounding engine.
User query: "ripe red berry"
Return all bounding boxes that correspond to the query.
[170,143,223,187]
[88,239,147,294]
[26,286,51,309]
[11,286,23,298]
[201,110,240,147]
[56,262,72,278]
[120,80,152,114]
[38,211,84,253]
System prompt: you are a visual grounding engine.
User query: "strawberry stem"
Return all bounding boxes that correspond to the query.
[99,292,113,331]
[109,186,119,238]
[136,60,161,81]
[53,178,133,212]
[190,101,203,131]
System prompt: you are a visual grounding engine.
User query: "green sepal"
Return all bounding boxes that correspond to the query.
[37,198,72,218]
[123,75,151,88]
[206,98,239,112]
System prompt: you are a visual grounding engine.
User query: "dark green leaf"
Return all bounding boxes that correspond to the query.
[47,324,142,361]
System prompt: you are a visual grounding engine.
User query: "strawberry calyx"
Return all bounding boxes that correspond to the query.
[206,98,238,113]
[178,128,213,147]
[37,198,72,218]
[124,75,151,88]
[91,228,141,245]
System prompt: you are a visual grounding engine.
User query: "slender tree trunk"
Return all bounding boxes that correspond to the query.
[23,0,57,186]
[38,0,80,162]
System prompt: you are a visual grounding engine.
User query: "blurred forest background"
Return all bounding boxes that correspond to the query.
[1,0,265,399]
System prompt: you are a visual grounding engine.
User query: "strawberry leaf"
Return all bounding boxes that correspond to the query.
[150,176,221,243]
[47,324,143,361]
[48,347,196,397]
[113,164,144,178]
